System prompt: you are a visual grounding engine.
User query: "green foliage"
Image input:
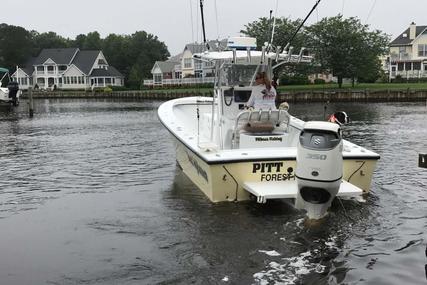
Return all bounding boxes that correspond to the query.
[313,78,326,84]
[0,23,170,88]
[306,15,390,87]
[0,24,33,70]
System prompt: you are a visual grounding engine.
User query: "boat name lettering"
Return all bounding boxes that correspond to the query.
[306,153,327,160]
[261,173,295,182]
[187,153,209,182]
[255,136,282,142]
[253,162,283,173]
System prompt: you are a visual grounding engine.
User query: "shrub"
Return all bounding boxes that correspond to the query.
[313,78,326,84]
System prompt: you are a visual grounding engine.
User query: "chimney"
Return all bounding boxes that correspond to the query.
[410,22,416,40]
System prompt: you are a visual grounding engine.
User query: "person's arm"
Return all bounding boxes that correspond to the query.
[246,89,255,108]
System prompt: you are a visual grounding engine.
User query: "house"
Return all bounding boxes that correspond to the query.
[12,48,124,90]
[151,60,181,86]
[144,40,226,87]
[389,22,427,80]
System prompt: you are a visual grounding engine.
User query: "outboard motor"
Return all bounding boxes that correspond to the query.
[7,81,19,106]
[295,121,343,219]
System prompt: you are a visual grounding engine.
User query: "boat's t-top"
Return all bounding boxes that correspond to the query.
[193,37,312,149]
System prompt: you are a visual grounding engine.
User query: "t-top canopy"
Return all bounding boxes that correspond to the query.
[193,50,312,64]
[0,67,9,73]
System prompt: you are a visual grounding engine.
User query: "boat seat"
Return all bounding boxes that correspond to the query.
[231,109,290,148]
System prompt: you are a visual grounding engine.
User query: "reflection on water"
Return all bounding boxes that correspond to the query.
[0,99,425,284]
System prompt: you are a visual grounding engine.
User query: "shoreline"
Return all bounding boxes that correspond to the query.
[20,89,427,102]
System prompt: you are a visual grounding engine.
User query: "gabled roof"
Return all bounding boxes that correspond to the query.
[72,50,101,75]
[90,66,123,77]
[390,25,427,46]
[154,61,179,73]
[33,48,79,65]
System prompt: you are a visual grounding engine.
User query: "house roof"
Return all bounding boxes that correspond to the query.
[390,25,427,46]
[72,50,101,75]
[33,48,79,65]
[21,57,37,75]
[155,61,179,73]
[90,66,123,77]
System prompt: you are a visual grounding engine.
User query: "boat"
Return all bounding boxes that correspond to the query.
[0,67,21,107]
[158,37,379,219]
[158,36,380,220]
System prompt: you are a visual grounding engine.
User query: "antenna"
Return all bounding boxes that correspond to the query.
[189,0,194,42]
[199,0,209,49]
[285,0,322,50]
[269,0,279,51]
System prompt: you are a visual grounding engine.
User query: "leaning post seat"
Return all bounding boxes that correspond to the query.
[231,109,290,148]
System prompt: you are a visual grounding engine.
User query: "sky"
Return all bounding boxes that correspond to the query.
[2,0,426,56]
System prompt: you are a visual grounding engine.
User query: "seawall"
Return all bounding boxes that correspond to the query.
[21,89,427,102]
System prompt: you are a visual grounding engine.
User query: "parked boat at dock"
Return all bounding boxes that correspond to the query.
[0,67,21,107]
[158,37,380,219]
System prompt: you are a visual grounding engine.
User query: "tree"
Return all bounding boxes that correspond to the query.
[240,17,306,51]
[0,24,33,71]
[32,31,70,53]
[83,31,102,50]
[306,15,389,87]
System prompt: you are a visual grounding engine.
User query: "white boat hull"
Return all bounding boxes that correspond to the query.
[172,130,377,203]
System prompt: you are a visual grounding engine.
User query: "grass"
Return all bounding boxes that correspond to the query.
[144,82,427,93]
[277,82,427,92]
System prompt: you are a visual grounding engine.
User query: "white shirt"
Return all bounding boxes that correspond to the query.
[246,84,277,110]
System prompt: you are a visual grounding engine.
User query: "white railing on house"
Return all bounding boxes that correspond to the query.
[143,77,215,87]
[391,70,427,79]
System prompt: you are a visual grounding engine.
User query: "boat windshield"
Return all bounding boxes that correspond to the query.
[218,63,269,87]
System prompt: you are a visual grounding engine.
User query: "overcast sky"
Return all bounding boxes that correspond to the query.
[2,0,425,55]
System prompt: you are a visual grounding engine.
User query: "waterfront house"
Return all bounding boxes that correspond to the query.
[389,22,427,80]
[144,40,226,87]
[12,48,124,90]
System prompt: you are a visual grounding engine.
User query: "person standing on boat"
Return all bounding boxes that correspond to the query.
[246,72,277,110]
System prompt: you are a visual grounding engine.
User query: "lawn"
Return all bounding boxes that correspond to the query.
[145,82,427,93]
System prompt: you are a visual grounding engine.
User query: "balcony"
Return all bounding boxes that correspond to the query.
[143,77,215,87]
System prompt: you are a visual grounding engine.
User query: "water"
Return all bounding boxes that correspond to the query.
[0,98,426,284]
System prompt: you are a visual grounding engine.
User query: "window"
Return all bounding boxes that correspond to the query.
[405,62,412,70]
[413,62,421,70]
[418,44,427,57]
[59,65,67,71]
[37,66,44,71]
[397,62,404,71]
[195,70,203,78]
[399,46,406,53]
[112,78,115,85]
[194,61,202,70]
[184,58,192,68]
[106,78,111,84]
[154,74,162,83]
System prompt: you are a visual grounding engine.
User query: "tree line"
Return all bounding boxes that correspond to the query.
[0,23,170,88]
[241,15,390,87]
[1,16,390,89]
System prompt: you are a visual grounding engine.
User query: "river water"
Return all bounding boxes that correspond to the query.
[0,98,425,285]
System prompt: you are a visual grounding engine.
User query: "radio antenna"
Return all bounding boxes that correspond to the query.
[199,0,210,50]
[285,0,322,49]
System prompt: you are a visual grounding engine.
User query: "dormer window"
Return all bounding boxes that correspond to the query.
[98,59,107,65]
[402,33,408,38]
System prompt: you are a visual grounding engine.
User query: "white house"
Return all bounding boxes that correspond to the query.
[389,22,427,80]
[144,40,226,87]
[12,48,124,90]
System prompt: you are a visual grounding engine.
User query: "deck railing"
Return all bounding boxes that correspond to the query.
[143,77,215,86]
